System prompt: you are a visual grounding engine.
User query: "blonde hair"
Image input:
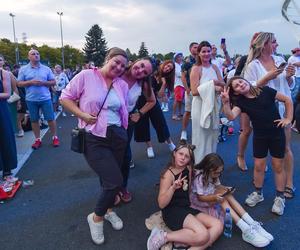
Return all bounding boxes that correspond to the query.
[246,32,274,66]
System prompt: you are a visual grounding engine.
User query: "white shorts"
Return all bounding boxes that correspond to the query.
[184,92,193,112]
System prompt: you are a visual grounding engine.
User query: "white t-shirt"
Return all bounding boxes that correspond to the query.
[127,82,142,112]
[226,68,236,82]
[288,55,300,77]
[244,55,295,117]
[211,57,225,77]
[174,62,184,88]
[54,72,69,91]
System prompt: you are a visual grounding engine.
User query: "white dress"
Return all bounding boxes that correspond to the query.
[192,66,220,164]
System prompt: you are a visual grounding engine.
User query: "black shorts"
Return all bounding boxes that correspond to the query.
[253,128,285,159]
[162,206,199,231]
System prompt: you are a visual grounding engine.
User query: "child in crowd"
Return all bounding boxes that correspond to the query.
[221,76,293,215]
[190,153,272,248]
[147,143,223,250]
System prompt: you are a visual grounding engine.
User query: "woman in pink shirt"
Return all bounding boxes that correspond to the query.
[60,48,129,245]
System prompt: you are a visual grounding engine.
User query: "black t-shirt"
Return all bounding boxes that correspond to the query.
[181,55,196,88]
[235,86,281,130]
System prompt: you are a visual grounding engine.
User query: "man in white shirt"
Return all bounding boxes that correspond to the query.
[211,41,231,77]
[288,48,300,102]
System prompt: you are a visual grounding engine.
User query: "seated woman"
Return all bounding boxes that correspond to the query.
[147,143,223,250]
[190,153,272,248]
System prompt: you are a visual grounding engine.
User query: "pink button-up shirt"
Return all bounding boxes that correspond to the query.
[60,69,129,137]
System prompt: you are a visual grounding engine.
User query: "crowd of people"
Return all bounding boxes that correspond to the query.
[1,30,300,249]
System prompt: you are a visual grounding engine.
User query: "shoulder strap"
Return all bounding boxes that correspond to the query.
[96,82,113,117]
[168,168,176,177]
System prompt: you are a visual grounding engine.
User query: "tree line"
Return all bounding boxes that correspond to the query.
[0,24,179,69]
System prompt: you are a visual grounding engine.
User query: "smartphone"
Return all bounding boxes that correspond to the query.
[221,38,226,44]
[221,186,236,197]
[277,62,287,69]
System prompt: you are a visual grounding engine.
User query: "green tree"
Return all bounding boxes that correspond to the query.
[138,42,149,58]
[83,24,108,66]
[164,52,175,60]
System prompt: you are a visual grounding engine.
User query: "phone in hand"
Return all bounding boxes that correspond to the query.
[221,38,226,44]
[221,186,236,197]
[277,62,287,69]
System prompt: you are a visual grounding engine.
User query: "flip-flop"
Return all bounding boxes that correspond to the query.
[284,186,295,199]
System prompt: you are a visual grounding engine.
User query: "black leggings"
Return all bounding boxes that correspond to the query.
[84,126,127,216]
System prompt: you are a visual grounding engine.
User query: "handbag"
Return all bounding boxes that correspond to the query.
[7,91,21,103]
[71,83,113,153]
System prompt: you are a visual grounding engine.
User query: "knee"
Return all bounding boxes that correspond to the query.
[272,164,284,174]
[214,219,224,235]
[194,230,210,246]
[254,164,265,173]
[242,127,252,136]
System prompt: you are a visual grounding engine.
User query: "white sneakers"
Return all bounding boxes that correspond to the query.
[87,213,104,245]
[16,129,24,137]
[167,142,176,152]
[272,196,285,216]
[104,211,123,230]
[242,226,270,248]
[87,211,123,245]
[147,147,155,158]
[245,192,264,207]
[251,221,274,241]
[180,130,187,141]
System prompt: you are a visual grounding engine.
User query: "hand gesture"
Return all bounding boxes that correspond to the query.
[172,173,187,190]
[220,43,226,51]
[81,113,97,125]
[285,64,296,78]
[274,118,291,128]
[215,194,224,203]
[220,87,230,104]
[30,80,43,86]
[264,68,284,81]
[130,112,140,123]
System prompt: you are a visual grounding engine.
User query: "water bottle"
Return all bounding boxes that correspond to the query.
[224,208,232,238]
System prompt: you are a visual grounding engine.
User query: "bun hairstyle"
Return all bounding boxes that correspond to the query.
[105,47,128,62]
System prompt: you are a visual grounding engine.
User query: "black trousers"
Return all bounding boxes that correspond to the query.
[84,126,127,216]
[134,96,170,143]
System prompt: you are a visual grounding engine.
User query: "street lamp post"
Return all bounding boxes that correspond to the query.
[57,12,65,69]
[9,13,19,65]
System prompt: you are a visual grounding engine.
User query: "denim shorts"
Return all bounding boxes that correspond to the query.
[26,99,55,122]
[52,91,62,104]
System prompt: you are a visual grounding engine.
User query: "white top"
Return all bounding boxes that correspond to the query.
[54,72,69,91]
[211,57,225,77]
[127,81,142,112]
[226,68,236,82]
[106,88,122,126]
[174,62,184,88]
[244,55,295,117]
[288,55,300,77]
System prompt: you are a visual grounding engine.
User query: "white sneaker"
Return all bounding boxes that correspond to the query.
[271,196,285,215]
[104,211,123,230]
[147,147,155,158]
[87,213,104,245]
[251,221,274,241]
[180,130,187,141]
[16,129,24,137]
[129,159,135,169]
[168,142,176,152]
[245,192,264,207]
[62,112,67,117]
[242,226,270,247]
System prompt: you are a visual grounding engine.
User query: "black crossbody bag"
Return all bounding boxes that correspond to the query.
[71,83,113,153]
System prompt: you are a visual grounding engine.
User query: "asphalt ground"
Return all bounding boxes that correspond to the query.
[0,109,299,250]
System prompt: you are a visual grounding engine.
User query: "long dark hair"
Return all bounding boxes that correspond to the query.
[195,41,212,66]
[125,57,153,98]
[194,153,224,187]
[158,60,175,92]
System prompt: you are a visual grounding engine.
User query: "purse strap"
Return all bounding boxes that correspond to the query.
[96,82,113,117]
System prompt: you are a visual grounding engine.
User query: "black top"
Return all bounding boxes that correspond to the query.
[181,55,196,88]
[162,167,191,210]
[235,86,281,130]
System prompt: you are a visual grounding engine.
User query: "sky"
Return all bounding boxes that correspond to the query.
[1,0,300,57]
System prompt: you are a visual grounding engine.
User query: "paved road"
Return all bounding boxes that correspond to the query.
[1,110,299,250]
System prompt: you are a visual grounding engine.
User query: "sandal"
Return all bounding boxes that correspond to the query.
[237,155,248,171]
[284,186,295,199]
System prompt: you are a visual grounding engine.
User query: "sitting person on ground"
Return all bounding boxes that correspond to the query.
[147,142,223,250]
[190,153,272,248]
